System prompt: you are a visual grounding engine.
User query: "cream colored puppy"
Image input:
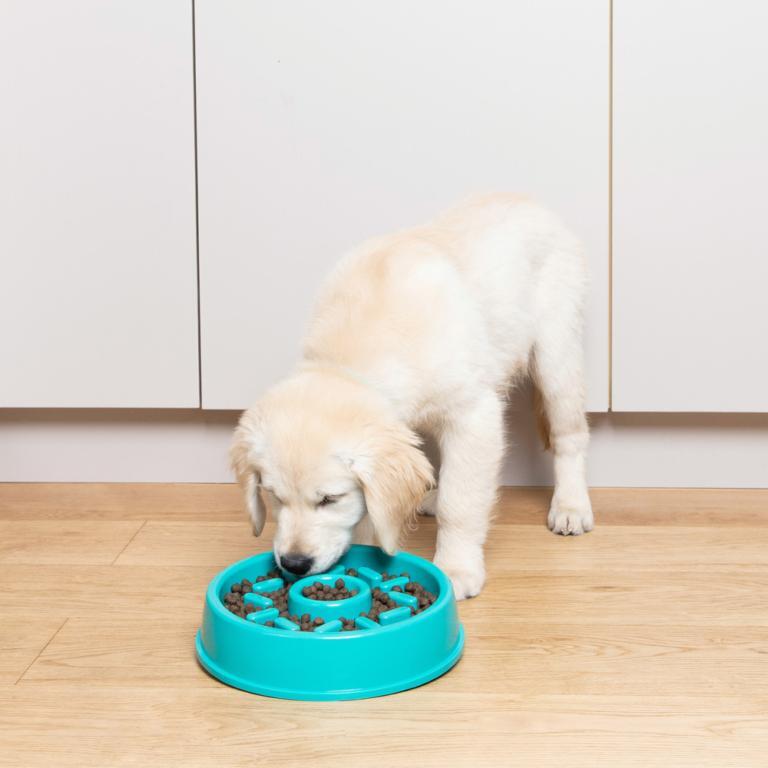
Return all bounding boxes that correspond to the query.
[231,195,592,599]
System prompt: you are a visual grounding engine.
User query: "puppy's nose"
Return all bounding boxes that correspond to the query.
[280,553,314,575]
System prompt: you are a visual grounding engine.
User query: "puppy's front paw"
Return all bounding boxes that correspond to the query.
[434,551,485,600]
[548,496,594,536]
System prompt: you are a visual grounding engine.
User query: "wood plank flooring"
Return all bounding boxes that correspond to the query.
[0,484,765,767]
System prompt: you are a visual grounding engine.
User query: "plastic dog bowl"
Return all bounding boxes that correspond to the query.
[195,544,464,700]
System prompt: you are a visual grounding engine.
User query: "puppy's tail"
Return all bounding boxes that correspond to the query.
[532,383,552,452]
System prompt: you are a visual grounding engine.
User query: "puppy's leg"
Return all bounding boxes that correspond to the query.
[532,301,593,535]
[434,392,504,600]
[418,488,438,516]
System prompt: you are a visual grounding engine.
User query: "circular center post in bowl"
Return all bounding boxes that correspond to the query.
[288,573,371,622]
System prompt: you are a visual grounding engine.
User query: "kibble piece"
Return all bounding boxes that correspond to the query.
[335,578,345,589]
[313,617,324,626]
[231,583,242,593]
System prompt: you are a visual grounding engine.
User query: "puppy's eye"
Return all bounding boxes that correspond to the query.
[318,494,341,507]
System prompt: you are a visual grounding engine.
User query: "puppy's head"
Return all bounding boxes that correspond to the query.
[230,371,433,576]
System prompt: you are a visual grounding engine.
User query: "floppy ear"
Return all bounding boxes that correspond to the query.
[230,413,267,536]
[347,423,434,555]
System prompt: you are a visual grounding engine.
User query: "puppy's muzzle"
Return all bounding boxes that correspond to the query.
[280,553,314,575]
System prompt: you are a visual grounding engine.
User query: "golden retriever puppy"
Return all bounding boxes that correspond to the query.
[231,194,592,599]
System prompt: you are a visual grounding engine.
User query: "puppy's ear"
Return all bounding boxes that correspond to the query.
[347,423,434,555]
[230,410,267,536]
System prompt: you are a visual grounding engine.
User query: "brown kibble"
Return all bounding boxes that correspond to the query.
[225,569,436,626]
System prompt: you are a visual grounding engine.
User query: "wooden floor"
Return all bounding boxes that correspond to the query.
[0,485,766,767]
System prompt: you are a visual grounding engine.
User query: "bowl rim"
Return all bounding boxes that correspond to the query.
[206,544,453,640]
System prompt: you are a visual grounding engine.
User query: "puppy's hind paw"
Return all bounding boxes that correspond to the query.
[547,497,594,536]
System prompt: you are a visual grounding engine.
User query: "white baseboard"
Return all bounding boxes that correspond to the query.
[2,396,767,487]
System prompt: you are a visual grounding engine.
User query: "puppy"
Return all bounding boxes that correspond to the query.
[231,194,593,599]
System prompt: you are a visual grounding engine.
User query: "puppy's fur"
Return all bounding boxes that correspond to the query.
[232,195,592,599]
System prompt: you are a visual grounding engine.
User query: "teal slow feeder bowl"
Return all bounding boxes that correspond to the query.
[195,544,464,700]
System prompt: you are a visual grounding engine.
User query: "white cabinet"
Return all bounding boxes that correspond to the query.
[0,1,199,408]
[613,0,768,412]
[196,0,610,410]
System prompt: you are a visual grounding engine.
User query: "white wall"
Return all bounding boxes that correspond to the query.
[612,0,768,411]
[196,0,610,411]
[0,0,199,408]
[2,400,766,487]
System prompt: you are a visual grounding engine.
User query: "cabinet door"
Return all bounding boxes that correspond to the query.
[0,1,198,408]
[197,0,609,410]
[613,0,768,412]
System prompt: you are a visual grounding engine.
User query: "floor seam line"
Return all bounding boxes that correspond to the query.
[110,519,148,565]
[15,617,69,685]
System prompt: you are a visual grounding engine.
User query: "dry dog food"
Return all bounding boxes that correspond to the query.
[302,579,359,600]
[223,568,436,631]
